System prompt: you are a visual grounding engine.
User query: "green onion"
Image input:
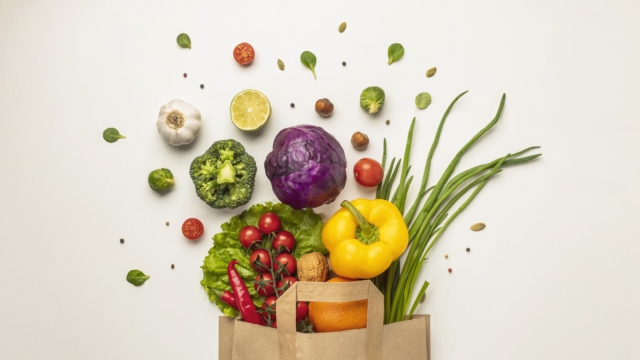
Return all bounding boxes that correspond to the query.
[375,92,541,324]
[375,139,388,199]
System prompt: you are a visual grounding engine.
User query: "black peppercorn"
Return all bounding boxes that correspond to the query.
[466,248,470,252]
[342,61,346,66]
[448,268,452,273]
[290,103,295,108]
[166,222,169,226]
[183,73,187,78]
[386,120,390,125]
[200,84,204,89]
[120,238,124,244]
[171,264,175,269]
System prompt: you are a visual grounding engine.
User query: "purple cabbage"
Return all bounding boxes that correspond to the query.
[264,125,347,209]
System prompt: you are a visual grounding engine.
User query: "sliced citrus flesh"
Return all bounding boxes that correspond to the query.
[308,277,368,332]
[230,89,271,131]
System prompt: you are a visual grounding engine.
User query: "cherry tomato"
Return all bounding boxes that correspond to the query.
[250,249,272,273]
[254,273,275,297]
[277,276,297,295]
[274,253,297,276]
[296,302,309,323]
[182,218,204,240]
[261,295,277,322]
[233,42,255,65]
[353,158,384,187]
[258,212,281,234]
[272,231,296,253]
[239,225,262,248]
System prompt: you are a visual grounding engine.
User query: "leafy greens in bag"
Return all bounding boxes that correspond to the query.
[201,202,327,317]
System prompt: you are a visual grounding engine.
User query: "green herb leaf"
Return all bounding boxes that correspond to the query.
[176,33,191,49]
[338,22,347,33]
[387,43,405,65]
[103,128,126,143]
[415,92,432,109]
[126,270,150,286]
[277,58,285,71]
[300,51,317,79]
[201,202,326,317]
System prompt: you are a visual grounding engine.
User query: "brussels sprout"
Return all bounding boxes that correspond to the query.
[360,86,385,114]
[148,168,175,193]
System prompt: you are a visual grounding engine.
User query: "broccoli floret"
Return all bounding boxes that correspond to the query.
[189,140,257,209]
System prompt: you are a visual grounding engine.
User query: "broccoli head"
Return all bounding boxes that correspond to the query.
[189,139,257,209]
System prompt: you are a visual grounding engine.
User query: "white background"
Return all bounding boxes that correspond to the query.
[1,0,639,359]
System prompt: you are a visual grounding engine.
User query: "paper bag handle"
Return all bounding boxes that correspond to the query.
[276,280,383,360]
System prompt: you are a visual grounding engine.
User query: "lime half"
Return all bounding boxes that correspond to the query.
[230,89,271,131]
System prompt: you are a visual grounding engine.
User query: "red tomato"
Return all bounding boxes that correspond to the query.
[296,302,309,323]
[277,276,297,295]
[261,295,277,322]
[250,249,272,273]
[233,42,255,65]
[271,320,277,328]
[239,225,262,248]
[353,158,384,187]
[272,231,296,253]
[258,212,281,234]
[254,273,275,297]
[274,253,297,276]
[182,218,204,240]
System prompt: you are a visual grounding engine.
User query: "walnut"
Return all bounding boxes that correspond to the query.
[297,252,329,282]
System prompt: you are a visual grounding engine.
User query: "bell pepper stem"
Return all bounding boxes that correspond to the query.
[341,200,374,238]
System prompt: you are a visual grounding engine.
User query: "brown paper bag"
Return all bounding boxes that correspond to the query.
[219,280,430,360]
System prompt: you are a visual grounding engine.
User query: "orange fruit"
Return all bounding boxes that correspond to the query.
[308,277,368,332]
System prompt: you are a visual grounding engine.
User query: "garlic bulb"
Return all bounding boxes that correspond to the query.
[156,99,202,146]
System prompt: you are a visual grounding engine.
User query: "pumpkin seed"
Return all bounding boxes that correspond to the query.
[277,59,285,71]
[338,22,347,33]
[470,223,486,231]
[426,67,437,77]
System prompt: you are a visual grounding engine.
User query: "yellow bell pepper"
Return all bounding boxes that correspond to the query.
[322,198,408,279]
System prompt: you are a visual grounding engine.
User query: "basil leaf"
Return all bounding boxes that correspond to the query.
[176,33,191,49]
[387,43,405,65]
[103,128,126,143]
[277,58,285,71]
[126,270,150,286]
[300,51,317,79]
[415,92,432,109]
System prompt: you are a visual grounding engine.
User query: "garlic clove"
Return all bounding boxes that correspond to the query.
[182,121,201,135]
[165,130,181,146]
[166,99,185,111]
[177,127,196,144]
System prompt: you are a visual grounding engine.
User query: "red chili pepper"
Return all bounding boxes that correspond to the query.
[221,290,239,311]
[227,260,263,325]
[210,288,240,311]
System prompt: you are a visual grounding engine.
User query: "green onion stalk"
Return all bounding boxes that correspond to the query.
[373,91,541,324]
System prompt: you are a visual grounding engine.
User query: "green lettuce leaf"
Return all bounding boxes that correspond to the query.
[201,202,327,317]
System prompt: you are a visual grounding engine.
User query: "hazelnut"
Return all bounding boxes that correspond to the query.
[315,98,334,117]
[297,252,329,282]
[351,132,369,151]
